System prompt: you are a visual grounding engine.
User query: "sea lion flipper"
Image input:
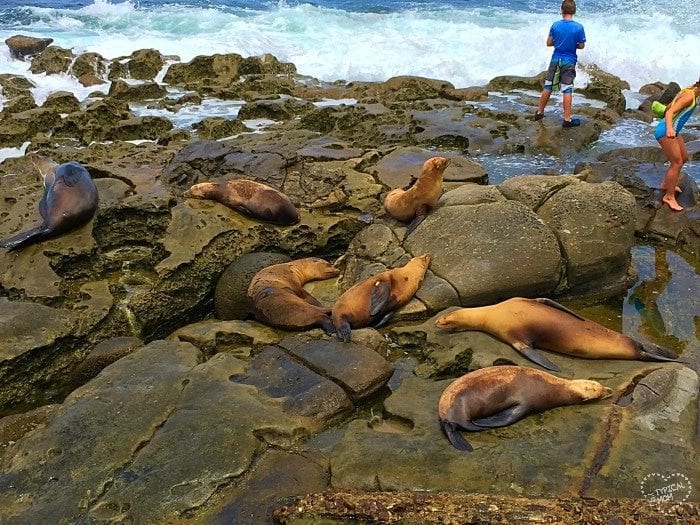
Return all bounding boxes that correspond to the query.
[0,225,48,251]
[472,405,527,428]
[369,280,391,316]
[441,421,473,452]
[372,310,395,328]
[335,317,352,343]
[403,205,429,240]
[519,346,561,372]
[319,317,336,336]
[534,298,585,321]
[636,341,678,362]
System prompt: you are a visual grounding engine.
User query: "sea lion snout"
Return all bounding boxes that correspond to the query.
[570,379,613,401]
[435,312,457,329]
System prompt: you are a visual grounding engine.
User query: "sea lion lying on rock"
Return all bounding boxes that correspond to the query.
[184,179,300,225]
[435,297,678,372]
[438,365,612,451]
[0,154,99,251]
[247,257,339,333]
[383,156,449,239]
[331,254,432,342]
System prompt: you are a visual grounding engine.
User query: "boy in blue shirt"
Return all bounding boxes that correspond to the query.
[533,0,586,127]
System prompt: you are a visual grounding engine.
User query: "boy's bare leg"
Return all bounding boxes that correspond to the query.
[562,93,573,122]
[537,90,551,114]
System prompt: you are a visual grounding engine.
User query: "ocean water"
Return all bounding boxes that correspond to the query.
[0,0,698,92]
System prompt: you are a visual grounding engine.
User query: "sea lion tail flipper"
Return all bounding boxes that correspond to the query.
[403,205,429,240]
[319,317,336,336]
[534,298,585,321]
[369,280,391,316]
[636,341,678,362]
[518,345,561,372]
[372,310,395,328]
[335,317,352,343]
[472,405,527,428]
[0,225,47,251]
[441,421,473,452]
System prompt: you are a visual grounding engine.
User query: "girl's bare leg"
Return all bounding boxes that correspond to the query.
[658,136,684,211]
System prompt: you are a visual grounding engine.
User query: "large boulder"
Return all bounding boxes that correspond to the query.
[4,35,53,60]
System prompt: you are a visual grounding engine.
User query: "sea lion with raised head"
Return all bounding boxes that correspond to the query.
[383,156,450,239]
[331,254,432,342]
[435,297,678,372]
[439,365,612,451]
[0,154,99,251]
[185,179,300,225]
[247,257,339,333]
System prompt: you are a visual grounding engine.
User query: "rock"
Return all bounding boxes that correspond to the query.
[203,450,329,524]
[70,52,108,83]
[109,116,173,141]
[0,74,35,99]
[0,404,60,460]
[578,65,630,115]
[498,174,581,211]
[163,53,245,90]
[214,252,292,320]
[370,146,486,189]
[192,117,246,140]
[404,200,562,304]
[112,48,166,81]
[277,334,393,401]
[437,184,505,207]
[108,79,167,101]
[168,318,284,357]
[487,72,546,92]
[4,35,53,60]
[29,45,73,75]
[537,180,637,295]
[65,336,143,392]
[238,97,314,121]
[42,91,81,114]
[232,345,354,422]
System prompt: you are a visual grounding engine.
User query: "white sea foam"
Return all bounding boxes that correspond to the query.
[0,2,698,105]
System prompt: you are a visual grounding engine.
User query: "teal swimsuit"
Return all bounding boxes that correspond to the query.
[655,88,698,140]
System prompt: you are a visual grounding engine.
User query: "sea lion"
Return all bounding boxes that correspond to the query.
[331,254,432,342]
[0,154,99,251]
[184,179,300,226]
[383,156,450,239]
[247,257,339,333]
[438,365,612,451]
[435,297,678,372]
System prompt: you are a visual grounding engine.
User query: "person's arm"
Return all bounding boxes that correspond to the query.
[577,27,586,49]
[664,90,694,137]
[577,42,585,49]
[546,35,554,46]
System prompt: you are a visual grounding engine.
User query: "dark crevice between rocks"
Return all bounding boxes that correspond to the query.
[579,368,661,497]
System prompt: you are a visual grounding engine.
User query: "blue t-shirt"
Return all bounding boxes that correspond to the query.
[549,19,586,64]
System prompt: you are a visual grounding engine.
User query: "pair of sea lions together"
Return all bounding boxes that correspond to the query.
[383,156,450,240]
[1,154,99,251]
[436,297,678,451]
[247,254,432,341]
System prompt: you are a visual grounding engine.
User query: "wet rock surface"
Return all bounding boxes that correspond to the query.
[0,48,698,523]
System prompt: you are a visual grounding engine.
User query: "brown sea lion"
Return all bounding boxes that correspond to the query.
[331,254,432,342]
[0,154,99,251]
[184,179,300,225]
[438,365,612,451]
[435,297,678,372]
[247,257,339,333]
[383,156,450,239]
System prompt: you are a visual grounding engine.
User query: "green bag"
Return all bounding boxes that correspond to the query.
[651,100,667,118]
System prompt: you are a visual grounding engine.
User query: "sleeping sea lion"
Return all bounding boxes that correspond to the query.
[184,179,300,226]
[247,257,339,333]
[331,254,432,342]
[435,297,678,372]
[0,154,99,251]
[439,365,612,451]
[383,156,450,239]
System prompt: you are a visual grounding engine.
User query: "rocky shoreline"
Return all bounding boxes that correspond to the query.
[0,37,698,523]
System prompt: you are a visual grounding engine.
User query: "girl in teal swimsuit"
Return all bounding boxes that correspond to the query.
[655,79,700,211]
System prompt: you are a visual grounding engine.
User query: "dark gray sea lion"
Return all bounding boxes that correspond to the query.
[184,179,300,225]
[438,365,612,451]
[331,254,432,342]
[435,297,678,372]
[0,154,99,251]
